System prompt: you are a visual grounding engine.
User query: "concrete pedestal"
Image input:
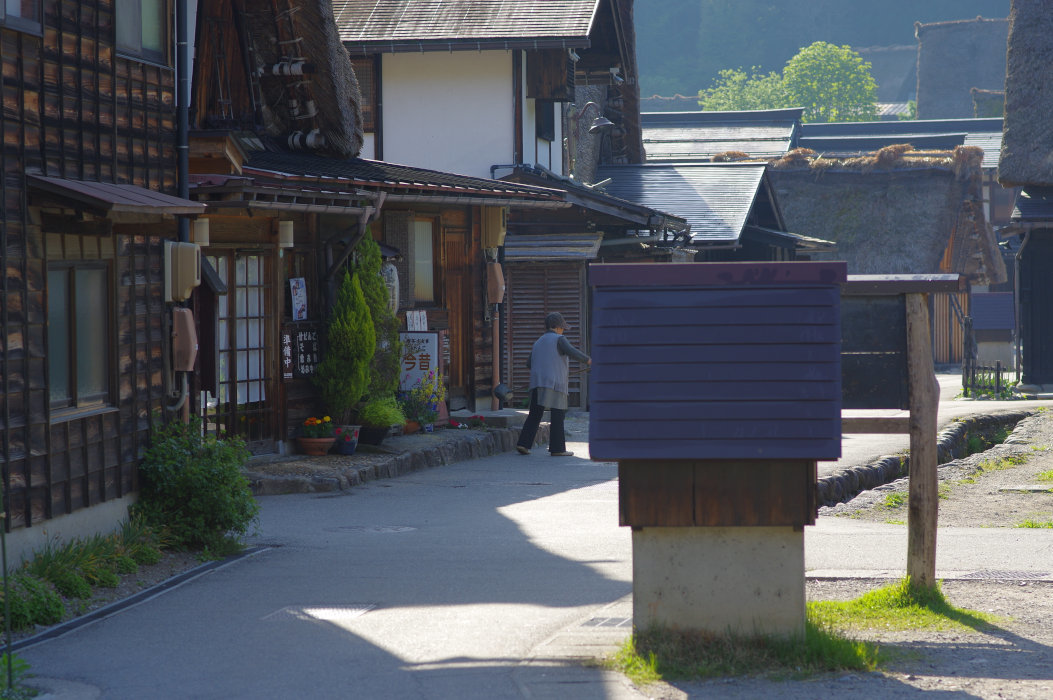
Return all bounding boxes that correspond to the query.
[632,526,805,637]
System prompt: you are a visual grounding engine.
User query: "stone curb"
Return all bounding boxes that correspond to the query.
[245,424,550,496]
[816,409,1036,506]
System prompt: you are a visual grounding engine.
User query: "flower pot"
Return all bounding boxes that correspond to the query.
[333,425,360,455]
[358,425,389,446]
[296,436,335,456]
[403,420,421,435]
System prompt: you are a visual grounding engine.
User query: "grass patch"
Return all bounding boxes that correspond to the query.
[1017,520,1053,529]
[1037,469,1053,483]
[809,577,997,633]
[885,519,906,525]
[881,492,906,509]
[606,578,997,685]
[608,621,880,684]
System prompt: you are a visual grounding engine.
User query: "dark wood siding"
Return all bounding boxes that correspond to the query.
[588,262,845,461]
[2,2,178,531]
[503,262,588,409]
[1019,230,1053,385]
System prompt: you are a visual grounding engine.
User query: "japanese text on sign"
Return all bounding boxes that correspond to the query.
[399,331,439,390]
[282,324,321,379]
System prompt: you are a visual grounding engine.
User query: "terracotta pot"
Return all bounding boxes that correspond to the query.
[296,436,335,456]
[403,420,421,435]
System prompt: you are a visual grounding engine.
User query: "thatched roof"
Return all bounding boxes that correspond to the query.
[914,16,1008,120]
[970,88,1005,118]
[999,0,1053,187]
[767,145,1006,284]
[239,0,363,158]
[854,44,917,103]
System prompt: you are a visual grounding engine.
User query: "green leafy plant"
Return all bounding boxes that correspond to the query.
[1017,519,1053,528]
[881,492,906,509]
[0,573,64,630]
[300,415,335,438]
[132,415,259,550]
[357,396,405,428]
[351,236,403,399]
[314,271,375,425]
[398,369,447,425]
[0,653,32,695]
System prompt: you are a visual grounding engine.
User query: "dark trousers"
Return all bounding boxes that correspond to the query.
[516,388,566,453]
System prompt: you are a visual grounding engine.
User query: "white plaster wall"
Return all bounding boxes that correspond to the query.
[381,51,515,179]
[359,133,376,160]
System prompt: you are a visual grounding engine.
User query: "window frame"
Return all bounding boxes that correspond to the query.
[413,217,440,305]
[47,261,115,413]
[0,0,42,34]
[115,0,170,65]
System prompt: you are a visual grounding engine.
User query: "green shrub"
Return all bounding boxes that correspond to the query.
[0,573,64,630]
[131,546,163,566]
[113,555,138,575]
[357,395,405,428]
[132,415,259,550]
[47,569,91,599]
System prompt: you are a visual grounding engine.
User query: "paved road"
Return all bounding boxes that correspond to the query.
[22,380,1053,699]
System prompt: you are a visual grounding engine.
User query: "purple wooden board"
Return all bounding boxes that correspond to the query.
[588,261,845,461]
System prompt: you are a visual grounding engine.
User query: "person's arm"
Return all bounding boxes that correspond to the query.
[557,335,590,364]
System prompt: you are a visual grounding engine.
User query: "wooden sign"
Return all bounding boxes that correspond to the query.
[282,324,321,379]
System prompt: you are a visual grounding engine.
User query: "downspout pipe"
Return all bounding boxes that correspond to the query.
[176,0,190,243]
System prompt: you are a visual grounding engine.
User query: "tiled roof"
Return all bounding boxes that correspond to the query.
[242,151,566,202]
[596,162,769,244]
[334,0,599,51]
[1012,187,1053,222]
[641,109,801,161]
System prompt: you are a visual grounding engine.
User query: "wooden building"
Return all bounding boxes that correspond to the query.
[1,0,203,549]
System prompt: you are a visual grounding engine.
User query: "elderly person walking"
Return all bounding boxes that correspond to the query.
[516,312,591,457]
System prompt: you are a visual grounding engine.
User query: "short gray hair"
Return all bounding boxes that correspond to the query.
[544,312,566,330]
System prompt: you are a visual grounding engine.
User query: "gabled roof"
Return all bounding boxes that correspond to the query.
[501,165,687,232]
[190,151,570,210]
[641,109,802,161]
[798,118,1004,168]
[334,0,600,52]
[595,162,779,245]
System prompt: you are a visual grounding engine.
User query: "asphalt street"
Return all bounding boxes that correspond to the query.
[21,376,1053,699]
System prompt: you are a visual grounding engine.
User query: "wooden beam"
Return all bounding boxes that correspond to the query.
[905,293,940,587]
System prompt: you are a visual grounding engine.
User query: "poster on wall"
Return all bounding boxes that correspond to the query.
[281,324,321,379]
[406,309,428,331]
[399,331,440,391]
[290,278,307,320]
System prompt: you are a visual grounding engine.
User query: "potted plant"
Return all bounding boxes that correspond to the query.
[356,396,406,445]
[314,271,374,441]
[398,369,447,433]
[297,415,336,456]
[332,424,360,455]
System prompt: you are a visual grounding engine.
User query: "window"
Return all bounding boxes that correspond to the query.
[116,0,167,63]
[48,265,112,409]
[535,100,556,142]
[413,219,435,303]
[1,0,41,31]
[350,57,377,132]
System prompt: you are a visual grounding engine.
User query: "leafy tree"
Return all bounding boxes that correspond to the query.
[698,67,790,111]
[696,42,877,123]
[783,42,878,122]
[349,236,402,398]
[314,271,374,423]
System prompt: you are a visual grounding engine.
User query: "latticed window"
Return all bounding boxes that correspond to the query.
[47,264,112,409]
[116,0,167,63]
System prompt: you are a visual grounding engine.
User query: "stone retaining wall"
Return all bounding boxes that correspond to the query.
[816,411,1034,506]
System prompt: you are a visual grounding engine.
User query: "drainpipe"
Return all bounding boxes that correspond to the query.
[176,0,189,243]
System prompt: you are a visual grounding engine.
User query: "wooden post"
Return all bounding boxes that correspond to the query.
[905,293,940,587]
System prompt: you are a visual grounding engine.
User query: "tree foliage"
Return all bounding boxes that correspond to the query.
[349,236,402,398]
[697,42,877,123]
[783,42,878,122]
[698,67,790,111]
[314,271,374,423]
